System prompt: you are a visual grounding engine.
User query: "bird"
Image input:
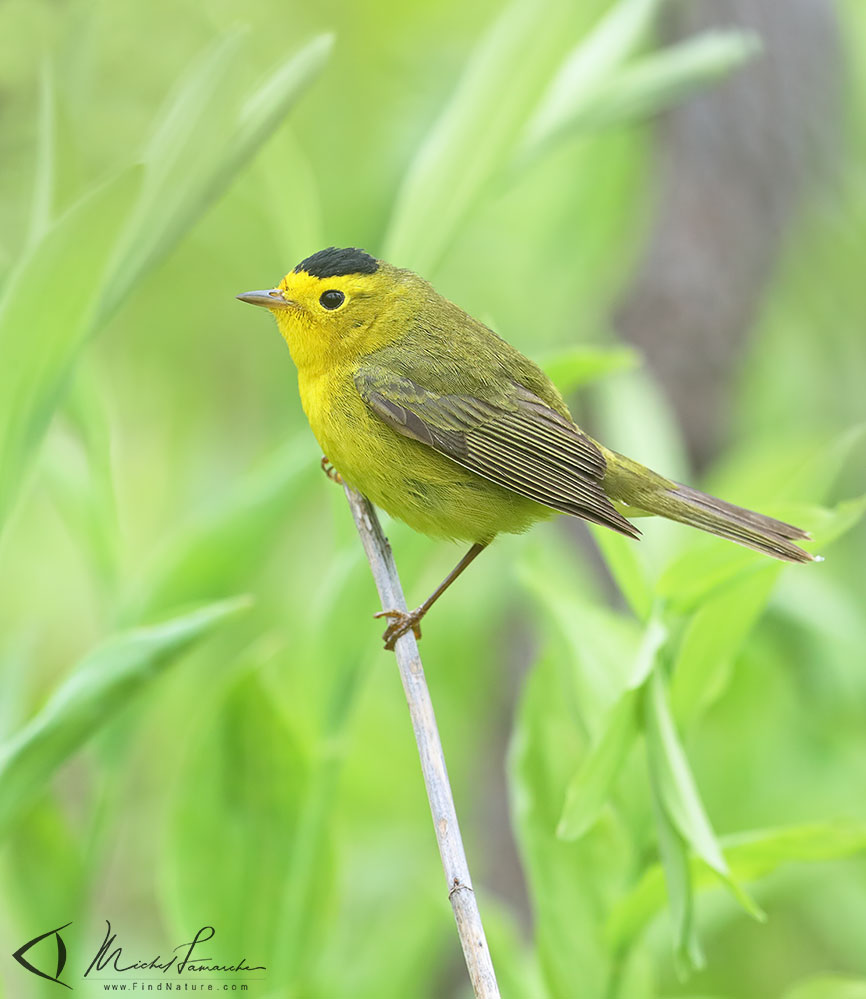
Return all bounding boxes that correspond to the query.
[238,246,816,649]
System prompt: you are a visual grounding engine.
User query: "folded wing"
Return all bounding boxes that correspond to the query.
[354,367,639,538]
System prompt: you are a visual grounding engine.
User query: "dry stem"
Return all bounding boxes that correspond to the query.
[343,485,500,999]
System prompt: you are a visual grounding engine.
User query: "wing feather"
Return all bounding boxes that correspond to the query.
[355,368,639,538]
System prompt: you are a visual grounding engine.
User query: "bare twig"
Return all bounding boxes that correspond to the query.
[343,485,501,999]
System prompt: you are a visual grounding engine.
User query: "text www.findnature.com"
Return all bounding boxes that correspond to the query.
[101,986,248,992]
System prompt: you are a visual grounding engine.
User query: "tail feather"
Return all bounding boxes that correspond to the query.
[600,450,817,564]
[659,482,814,563]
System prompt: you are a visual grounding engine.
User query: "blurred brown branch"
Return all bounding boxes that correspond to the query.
[614,0,843,468]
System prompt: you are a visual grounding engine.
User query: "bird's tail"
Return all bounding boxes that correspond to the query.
[599,449,817,564]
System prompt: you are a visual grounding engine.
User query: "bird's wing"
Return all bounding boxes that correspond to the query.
[354,367,638,537]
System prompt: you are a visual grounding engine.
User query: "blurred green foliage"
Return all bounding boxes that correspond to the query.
[0,0,865,997]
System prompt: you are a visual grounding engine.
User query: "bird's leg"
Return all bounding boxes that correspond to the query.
[375,542,488,650]
[320,455,343,484]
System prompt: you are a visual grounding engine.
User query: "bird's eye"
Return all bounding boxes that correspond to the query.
[319,289,345,310]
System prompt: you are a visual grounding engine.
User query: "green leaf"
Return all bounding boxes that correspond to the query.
[608,820,866,954]
[658,493,866,611]
[593,368,691,502]
[483,900,549,999]
[0,168,142,531]
[780,424,866,503]
[271,741,343,987]
[570,30,761,132]
[520,555,646,724]
[645,667,733,884]
[658,542,767,613]
[557,690,639,841]
[28,62,57,245]
[46,364,121,594]
[516,0,664,165]
[0,242,10,289]
[558,616,666,840]
[540,344,638,394]
[271,597,371,986]
[783,976,866,999]
[591,525,655,621]
[0,597,249,838]
[119,437,315,621]
[0,797,85,932]
[252,126,324,263]
[238,34,333,148]
[509,653,616,998]
[649,768,705,976]
[100,31,332,319]
[704,426,866,512]
[162,663,318,972]
[721,820,866,879]
[803,494,866,550]
[517,0,758,166]
[671,565,780,724]
[384,0,574,273]
[610,945,657,999]
[644,667,763,919]
[657,430,866,610]
[0,633,37,740]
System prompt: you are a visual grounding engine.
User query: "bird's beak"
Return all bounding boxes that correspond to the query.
[236,288,294,310]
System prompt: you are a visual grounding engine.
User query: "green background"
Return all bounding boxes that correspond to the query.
[1,0,865,996]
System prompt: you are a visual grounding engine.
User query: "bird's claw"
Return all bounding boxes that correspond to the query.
[374,608,423,650]
[320,455,343,484]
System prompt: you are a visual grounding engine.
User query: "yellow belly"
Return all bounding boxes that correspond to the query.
[299,366,550,543]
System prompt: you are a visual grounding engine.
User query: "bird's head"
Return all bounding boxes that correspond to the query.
[237,247,409,373]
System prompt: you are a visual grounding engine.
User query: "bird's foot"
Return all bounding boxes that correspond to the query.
[374,607,424,650]
[320,455,343,484]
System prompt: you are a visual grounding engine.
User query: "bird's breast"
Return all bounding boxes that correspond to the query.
[296,365,548,543]
[299,366,379,478]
